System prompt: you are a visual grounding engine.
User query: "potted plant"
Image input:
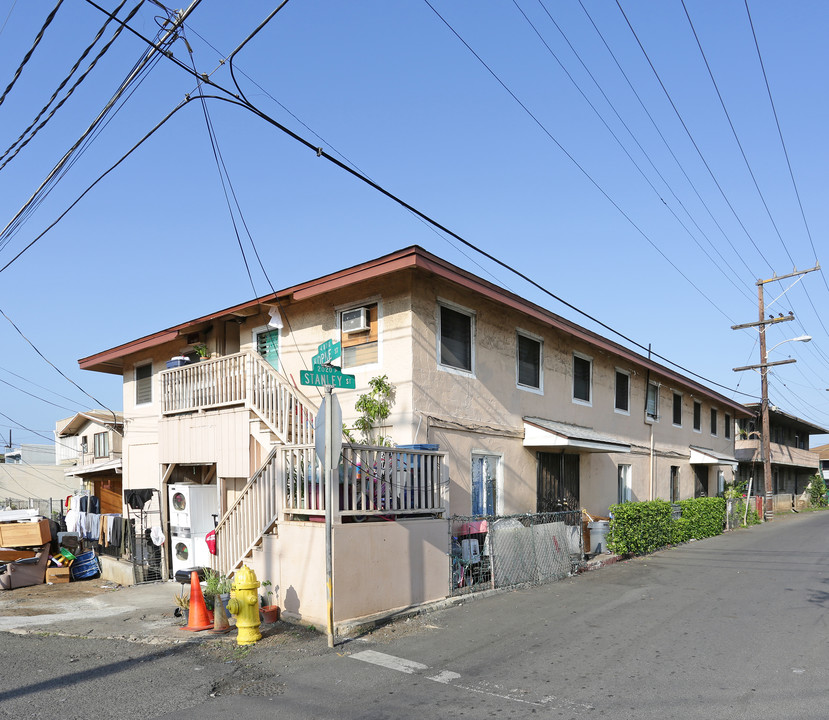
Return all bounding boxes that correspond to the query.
[193,342,210,360]
[203,568,231,613]
[259,580,279,623]
[174,589,190,624]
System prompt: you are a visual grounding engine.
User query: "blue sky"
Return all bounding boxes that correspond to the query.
[0,1,827,449]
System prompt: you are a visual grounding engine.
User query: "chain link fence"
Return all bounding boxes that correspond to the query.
[1,496,64,521]
[450,511,582,596]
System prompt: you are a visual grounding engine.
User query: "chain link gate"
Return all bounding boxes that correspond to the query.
[449,511,582,595]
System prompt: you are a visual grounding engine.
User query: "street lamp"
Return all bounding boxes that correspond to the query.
[767,335,811,353]
[759,334,811,520]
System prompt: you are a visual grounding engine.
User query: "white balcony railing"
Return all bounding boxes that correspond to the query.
[160,352,315,445]
[283,443,447,520]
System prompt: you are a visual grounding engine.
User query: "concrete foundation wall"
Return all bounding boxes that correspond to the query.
[257,518,449,629]
[99,556,135,586]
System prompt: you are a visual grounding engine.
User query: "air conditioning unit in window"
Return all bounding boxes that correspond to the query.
[341,307,369,333]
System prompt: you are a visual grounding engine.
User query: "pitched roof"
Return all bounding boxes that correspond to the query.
[78,245,748,414]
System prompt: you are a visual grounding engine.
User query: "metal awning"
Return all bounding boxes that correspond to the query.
[64,458,122,478]
[689,446,738,468]
[523,417,631,454]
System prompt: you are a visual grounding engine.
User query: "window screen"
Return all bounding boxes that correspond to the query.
[440,305,472,371]
[517,334,541,388]
[573,355,591,402]
[615,371,629,412]
[135,363,152,405]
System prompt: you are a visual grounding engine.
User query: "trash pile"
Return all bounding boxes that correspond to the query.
[0,508,99,590]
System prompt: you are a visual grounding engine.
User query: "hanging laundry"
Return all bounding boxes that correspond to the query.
[150,526,165,546]
[124,488,155,510]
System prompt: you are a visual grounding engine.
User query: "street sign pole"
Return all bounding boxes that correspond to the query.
[324,383,335,649]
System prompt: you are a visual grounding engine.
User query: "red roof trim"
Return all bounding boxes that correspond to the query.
[77,245,748,414]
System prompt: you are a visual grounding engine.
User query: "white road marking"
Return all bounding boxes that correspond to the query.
[351,650,428,674]
[428,670,460,684]
[349,650,594,711]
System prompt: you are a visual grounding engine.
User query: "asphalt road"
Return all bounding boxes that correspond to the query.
[2,511,827,719]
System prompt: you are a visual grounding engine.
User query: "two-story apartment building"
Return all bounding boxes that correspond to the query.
[77,246,746,628]
[735,404,826,500]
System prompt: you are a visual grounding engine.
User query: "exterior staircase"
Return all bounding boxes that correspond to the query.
[161,352,319,575]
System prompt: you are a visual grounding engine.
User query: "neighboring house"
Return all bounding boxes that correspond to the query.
[735,405,826,498]
[55,411,124,515]
[77,245,746,628]
[4,444,55,465]
[0,443,76,514]
[813,443,829,483]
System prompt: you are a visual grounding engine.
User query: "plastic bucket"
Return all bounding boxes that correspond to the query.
[587,521,610,555]
[70,551,100,580]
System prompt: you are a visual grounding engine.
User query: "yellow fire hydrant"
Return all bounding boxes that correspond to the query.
[226,565,262,645]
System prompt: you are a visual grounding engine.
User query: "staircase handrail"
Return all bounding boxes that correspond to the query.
[246,353,318,445]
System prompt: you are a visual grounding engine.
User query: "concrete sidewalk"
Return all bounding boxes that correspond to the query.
[0,579,228,644]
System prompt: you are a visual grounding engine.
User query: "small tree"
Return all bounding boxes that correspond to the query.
[808,474,827,508]
[344,375,396,446]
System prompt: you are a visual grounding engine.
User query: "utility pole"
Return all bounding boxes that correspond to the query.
[732,265,818,521]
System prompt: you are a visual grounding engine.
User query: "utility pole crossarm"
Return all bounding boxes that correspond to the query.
[731,264,817,523]
[732,358,797,373]
[757,264,820,286]
[731,315,794,331]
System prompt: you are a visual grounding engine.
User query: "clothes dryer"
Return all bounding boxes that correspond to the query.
[170,532,211,575]
[168,484,216,534]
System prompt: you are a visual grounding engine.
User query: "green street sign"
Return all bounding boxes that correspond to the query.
[300,368,355,389]
[312,363,343,375]
[313,340,341,365]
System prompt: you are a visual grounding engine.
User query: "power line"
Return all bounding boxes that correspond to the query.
[45,1,762,400]
[743,0,827,294]
[0,1,197,253]
[614,0,774,274]
[574,0,758,281]
[0,0,64,108]
[0,0,133,173]
[0,307,118,425]
[680,0,829,342]
[423,0,738,325]
[514,0,755,304]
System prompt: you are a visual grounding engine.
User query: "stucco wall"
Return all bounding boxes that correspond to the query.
[407,276,739,516]
[257,517,448,628]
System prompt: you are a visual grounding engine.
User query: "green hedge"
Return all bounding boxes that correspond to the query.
[606,499,673,556]
[606,497,726,557]
[677,497,726,540]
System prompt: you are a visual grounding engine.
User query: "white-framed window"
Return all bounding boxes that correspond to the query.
[572,352,592,405]
[618,464,632,503]
[710,408,718,436]
[338,299,381,369]
[646,382,659,422]
[693,400,702,432]
[438,302,475,374]
[93,432,109,459]
[615,369,630,414]
[471,453,500,515]
[135,362,152,406]
[672,392,682,427]
[725,413,732,440]
[516,330,542,392]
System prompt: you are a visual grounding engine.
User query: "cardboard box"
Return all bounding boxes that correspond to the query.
[46,567,70,583]
[0,519,51,547]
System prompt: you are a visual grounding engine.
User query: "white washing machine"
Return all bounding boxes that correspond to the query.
[168,484,217,534]
[170,530,212,575]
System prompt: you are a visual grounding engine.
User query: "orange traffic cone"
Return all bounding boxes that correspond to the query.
[210,595,231,634]
[185,571,213,632]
